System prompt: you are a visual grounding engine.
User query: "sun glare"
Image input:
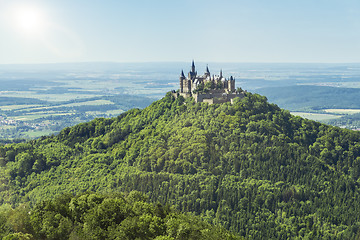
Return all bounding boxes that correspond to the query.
[14,5,46,35]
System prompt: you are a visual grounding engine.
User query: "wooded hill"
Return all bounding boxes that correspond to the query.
[0,191,241,239]
[1,92,360,239]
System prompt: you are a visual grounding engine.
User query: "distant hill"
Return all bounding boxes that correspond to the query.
[256,85,360,111]
[1,92,360,239]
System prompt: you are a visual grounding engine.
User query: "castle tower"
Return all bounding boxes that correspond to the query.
[189,60,197,80]
[224,78,228,90]
[180,70,185,93]
[228,76,235,92]
[231,76,235,91]
[187,79,191,93]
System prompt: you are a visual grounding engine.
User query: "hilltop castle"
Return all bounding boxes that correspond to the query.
[174,61,244,104]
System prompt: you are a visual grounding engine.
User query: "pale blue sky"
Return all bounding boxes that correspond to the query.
[0,0,359,64]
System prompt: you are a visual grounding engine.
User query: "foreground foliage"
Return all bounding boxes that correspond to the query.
[1,92,360,239]
[0,191,240,239]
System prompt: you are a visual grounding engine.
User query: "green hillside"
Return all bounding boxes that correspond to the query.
[1,92,360,239]
[0,191,240,240]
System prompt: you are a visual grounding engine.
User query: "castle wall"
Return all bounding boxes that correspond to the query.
[202,98,214,104]
[179,92,191,98]
[180,78,184,92]
[193,90,244,104]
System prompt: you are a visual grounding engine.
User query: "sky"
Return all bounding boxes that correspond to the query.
[0,0,359,64]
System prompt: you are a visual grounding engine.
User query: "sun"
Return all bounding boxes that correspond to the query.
[14,5,46,35]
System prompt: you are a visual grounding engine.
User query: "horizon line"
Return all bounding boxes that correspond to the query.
[1,61,360,66]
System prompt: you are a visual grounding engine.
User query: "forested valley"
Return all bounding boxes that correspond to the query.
[1,92,360,239]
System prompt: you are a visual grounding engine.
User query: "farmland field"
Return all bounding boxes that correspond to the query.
[323,109,360,114]
[0,64,158,139]
[23,130,57,138]
[0,105,41,111]
[291,112,342,121]
[1,62,360,139]
[0,92,102,102]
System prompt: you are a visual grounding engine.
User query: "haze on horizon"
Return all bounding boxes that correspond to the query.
[0,0,359,65]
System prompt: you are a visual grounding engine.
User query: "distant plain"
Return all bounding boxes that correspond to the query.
[1,62,360,139]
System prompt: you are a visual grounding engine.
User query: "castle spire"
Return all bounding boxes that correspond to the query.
[220,69,223,78]
[206,65,210,75]
[191,60,196,73]
[181,70,185,78]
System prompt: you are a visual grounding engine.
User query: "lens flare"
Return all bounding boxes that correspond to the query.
[14,6,46,35]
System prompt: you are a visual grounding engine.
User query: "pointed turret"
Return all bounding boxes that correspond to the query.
[205,64,210,77]
[191,60,196,73]
[189,60,197,80]
[180,70,185,78]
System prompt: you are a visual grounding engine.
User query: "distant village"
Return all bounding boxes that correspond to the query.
[0,115,54,130]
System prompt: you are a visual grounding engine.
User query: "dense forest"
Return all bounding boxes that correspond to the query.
[0,191,240,239]
[1,92,360,239]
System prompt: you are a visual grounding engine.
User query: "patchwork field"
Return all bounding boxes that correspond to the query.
[0,72,154,139]
[0,104,41,111]
[23,130,57,138]
[1,62,360,139]
[0,91,102,102]
[291,112,343,121]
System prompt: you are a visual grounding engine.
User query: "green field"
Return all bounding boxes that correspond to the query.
[0,91,101,102]
[12,113,74,121]
[63,99,114,107]
[23,130,57,138]
[55,80,124,91]
[291,112,342,121]
[18,100,114,112]
[323,108,360,114]
[85,109,125,116]
[0,104,42,111]
[0,125,16,130]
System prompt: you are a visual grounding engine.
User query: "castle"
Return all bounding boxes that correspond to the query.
[173,61,244,104]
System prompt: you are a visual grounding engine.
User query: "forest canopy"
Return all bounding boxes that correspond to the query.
[1,92,360,239]
[0,191,241,240]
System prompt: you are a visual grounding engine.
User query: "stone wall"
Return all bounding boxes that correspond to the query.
[172,90,244,104]
[193,90,244,104]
